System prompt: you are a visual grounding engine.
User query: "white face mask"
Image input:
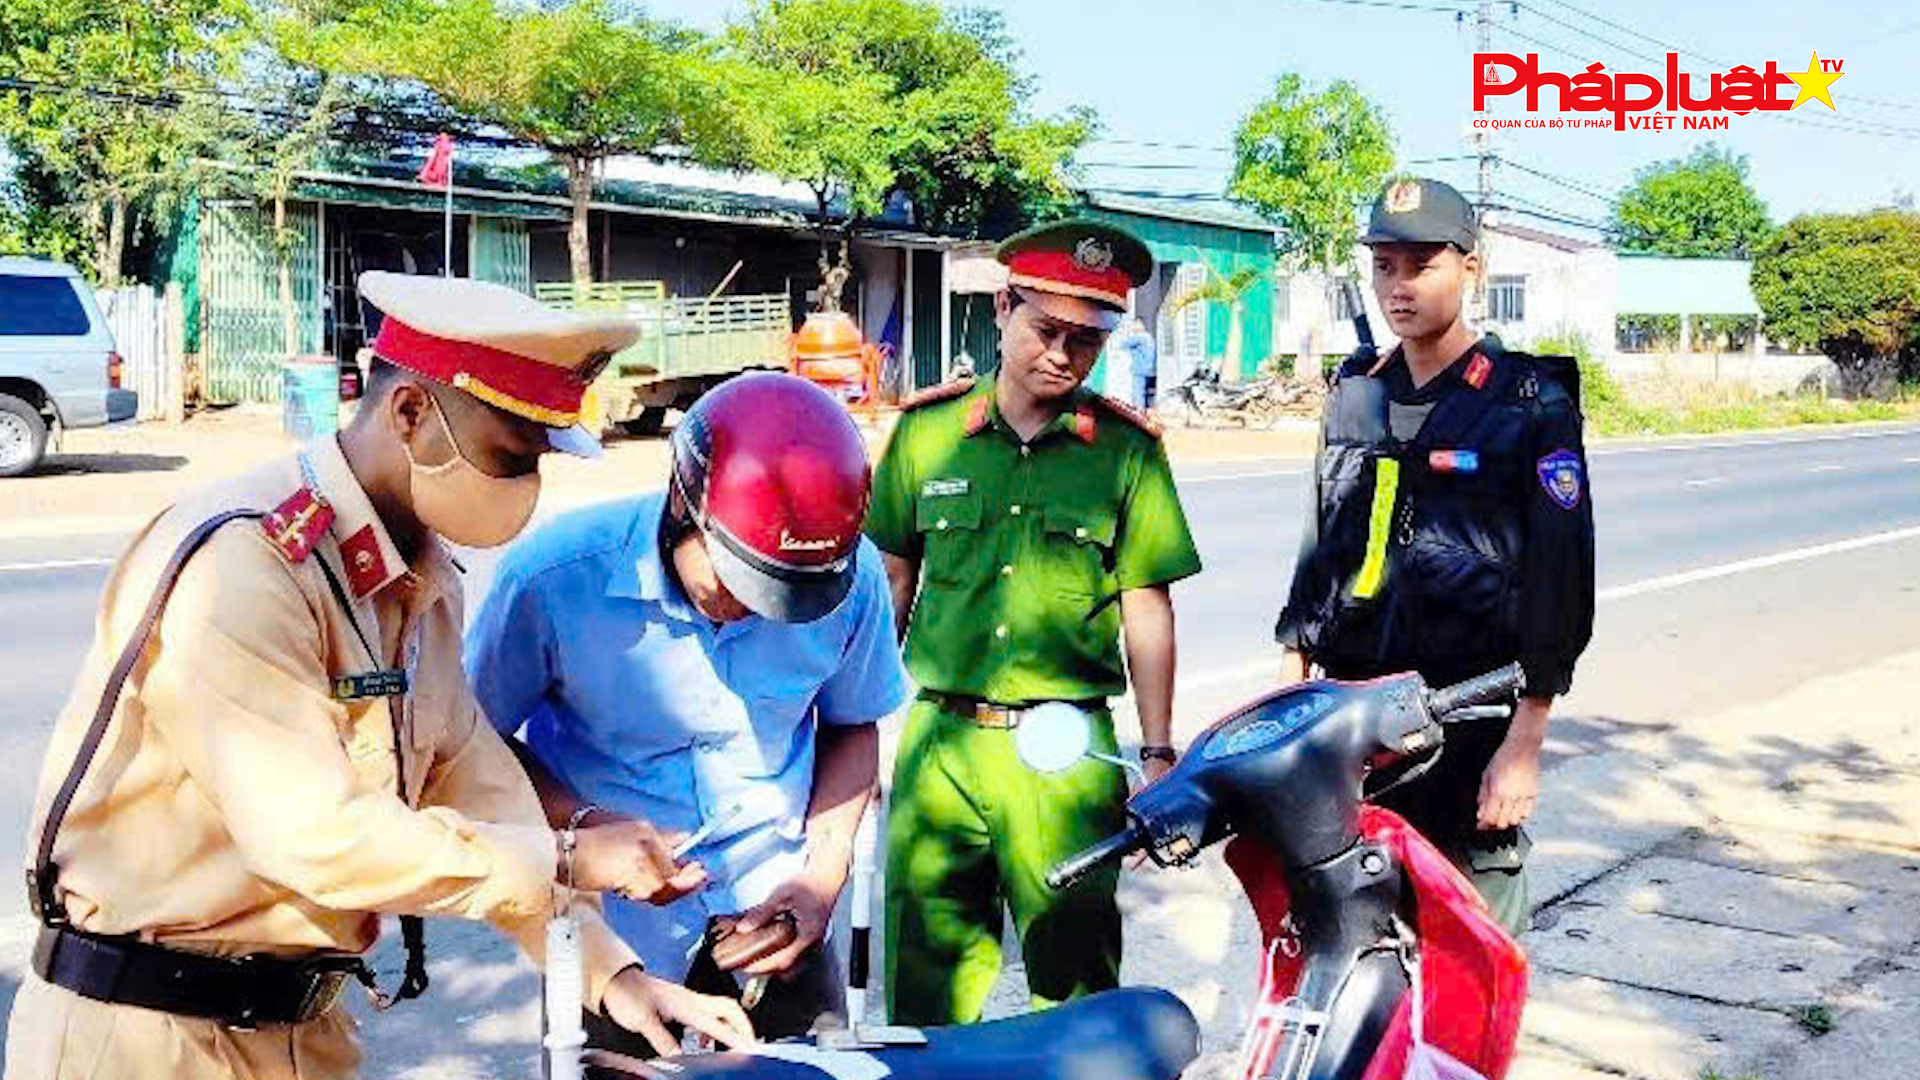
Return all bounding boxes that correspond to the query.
[403,400,540,549]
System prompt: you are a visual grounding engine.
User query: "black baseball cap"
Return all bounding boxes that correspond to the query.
[1360,178,1478,251]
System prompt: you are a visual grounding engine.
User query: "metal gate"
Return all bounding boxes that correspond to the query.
[199,200,320,403]
[472,217,532,294]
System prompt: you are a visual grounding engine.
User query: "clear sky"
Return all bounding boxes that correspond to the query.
[644,0,1920,238]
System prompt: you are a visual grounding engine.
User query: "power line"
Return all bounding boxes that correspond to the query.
[1086,137,1232,156]
[0,74,529,149]
[1510,2,1664,67]
[1080,186,1236,200]
[1495,155,1619,204]
[1288,0,1471,12]
[1490,188,1608,226]
[1487,198,1612,235]
[1494,21,1920,141]
[1536,0,1920,114]
[1077,160,1222,171]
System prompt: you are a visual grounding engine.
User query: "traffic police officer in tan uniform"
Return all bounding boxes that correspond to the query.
[868,220,1203,1025]
[7,273,752,1080]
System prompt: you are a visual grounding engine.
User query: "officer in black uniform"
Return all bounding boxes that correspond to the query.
[1274,177,1595,937]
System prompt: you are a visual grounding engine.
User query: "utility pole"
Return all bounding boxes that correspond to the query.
[1473,0,1493,324]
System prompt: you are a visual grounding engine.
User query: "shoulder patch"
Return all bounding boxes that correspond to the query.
[901,378,976,412]
[261,487,334,564]
[1463,353,1494,391]
[1092,393,1163,439]
[1536,449,1584,510]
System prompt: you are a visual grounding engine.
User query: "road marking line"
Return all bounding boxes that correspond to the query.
[1905,456,1920,464]
[1590,425,1920,457]
[1805,464,1845,474]
[1683,477,1728,488]
[1594,525,1920,603]
[0,557,115,574]
[1171,524,1920,694]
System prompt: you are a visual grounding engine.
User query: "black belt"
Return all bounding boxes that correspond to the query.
[32,925,368,1028]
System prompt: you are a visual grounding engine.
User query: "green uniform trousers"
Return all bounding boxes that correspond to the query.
[885,697,1129,1025]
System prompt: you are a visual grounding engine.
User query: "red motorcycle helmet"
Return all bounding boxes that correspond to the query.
[669,372,871,623]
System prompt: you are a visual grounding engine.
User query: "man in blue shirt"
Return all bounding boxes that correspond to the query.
[467,374,908,1053]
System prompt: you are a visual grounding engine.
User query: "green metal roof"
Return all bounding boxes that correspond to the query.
[291,175,567,221]
[1079,190,1279,237]
[1615,254,1761,316]
[305,154,911,232]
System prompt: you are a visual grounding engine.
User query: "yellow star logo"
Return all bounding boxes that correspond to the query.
[1785,51,1845,111]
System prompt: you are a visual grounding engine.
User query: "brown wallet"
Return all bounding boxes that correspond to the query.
[706,911,798,970]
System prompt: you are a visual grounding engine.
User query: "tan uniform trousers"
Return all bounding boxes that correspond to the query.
[6,978,359,1080]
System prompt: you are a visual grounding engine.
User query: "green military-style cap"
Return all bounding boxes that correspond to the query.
[1361,177,1478,251]
[996,218,1154,331]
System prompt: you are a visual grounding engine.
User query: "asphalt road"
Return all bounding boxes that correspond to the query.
[0,423,1917,1074]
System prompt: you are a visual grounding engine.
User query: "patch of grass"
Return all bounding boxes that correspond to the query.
[1529,331,1920,436]
[1790,1002,1836,1036]
[1583,370,1918,437]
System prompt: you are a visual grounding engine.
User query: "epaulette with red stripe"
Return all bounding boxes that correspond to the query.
[900,378,976,412]
[1091,393,1164,439]
[261,487,334,564]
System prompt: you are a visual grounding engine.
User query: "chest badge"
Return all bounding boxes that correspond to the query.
[333,670,410,701]
[1428,449,1481,474]
[921,478,971,497]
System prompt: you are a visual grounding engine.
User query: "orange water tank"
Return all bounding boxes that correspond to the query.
[790,311,879,410]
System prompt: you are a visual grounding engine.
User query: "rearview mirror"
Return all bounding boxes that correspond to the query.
[1015,702,1144,780]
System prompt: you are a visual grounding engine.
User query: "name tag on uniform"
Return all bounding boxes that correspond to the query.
[333,670,410,701]
[921,478,970,497]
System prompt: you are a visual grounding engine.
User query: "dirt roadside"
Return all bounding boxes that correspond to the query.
[0,409,1318,537]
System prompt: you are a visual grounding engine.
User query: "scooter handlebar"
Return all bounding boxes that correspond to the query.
[1046,824,1148,891]
[1426,662,1526,720]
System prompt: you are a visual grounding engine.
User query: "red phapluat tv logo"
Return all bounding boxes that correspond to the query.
[1475,52,1844,132]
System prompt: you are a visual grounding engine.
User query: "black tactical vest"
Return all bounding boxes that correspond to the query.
[1302,340,1577,685]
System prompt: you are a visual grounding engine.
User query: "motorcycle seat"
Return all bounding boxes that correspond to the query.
[585,987,1200,1080]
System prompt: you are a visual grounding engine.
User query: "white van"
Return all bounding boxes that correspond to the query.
[0,257,137,476]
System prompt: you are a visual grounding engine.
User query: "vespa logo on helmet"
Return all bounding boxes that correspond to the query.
[778,528,841,553]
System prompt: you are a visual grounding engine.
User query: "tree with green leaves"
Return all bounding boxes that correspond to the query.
[0,152,90,265]
[298,0,722,286]
[1227,73,1394,279]
[1610,143,1773,258]
[1751,210,1920,396]
[1164,265,1264,377]
[718,0,1090,308]
[0,0,251,285]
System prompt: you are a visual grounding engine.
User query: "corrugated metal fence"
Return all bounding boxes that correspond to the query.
[200,201,320,404]
[96,285,175,421]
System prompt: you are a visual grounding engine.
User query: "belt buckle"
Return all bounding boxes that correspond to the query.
[972,703,1019,729]
[295,968,351,1023]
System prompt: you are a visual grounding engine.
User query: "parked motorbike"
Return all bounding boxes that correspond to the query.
[1167,362,1281,428]
[580,665,1530,1080]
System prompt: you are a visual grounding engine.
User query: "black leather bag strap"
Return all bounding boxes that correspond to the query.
[308,552,431,1006]
[31,510,264,925]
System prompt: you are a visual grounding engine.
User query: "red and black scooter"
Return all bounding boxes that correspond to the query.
[587,664,1530,1080]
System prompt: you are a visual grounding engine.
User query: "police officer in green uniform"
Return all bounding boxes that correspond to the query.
[1275,178,1596,937]
[867,219,1203,1025]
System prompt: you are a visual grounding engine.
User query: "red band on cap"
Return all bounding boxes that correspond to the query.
[373,317,584,425]
[1005,250,1131,308]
